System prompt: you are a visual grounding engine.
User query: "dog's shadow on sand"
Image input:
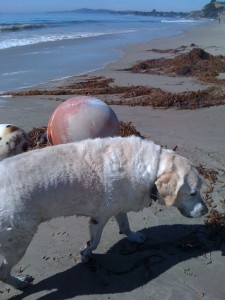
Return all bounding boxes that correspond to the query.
[11,224,224,300]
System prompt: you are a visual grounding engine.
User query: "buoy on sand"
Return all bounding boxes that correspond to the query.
[47,96,119,145]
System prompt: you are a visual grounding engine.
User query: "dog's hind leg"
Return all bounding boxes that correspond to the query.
[115,212,146,243]
[0,251,33,289]
[80,216,109,263]
[0,225,36,289]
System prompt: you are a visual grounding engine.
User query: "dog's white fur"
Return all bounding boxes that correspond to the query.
[0,136,208,288]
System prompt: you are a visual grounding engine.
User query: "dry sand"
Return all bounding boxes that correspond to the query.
[0,22,225,300]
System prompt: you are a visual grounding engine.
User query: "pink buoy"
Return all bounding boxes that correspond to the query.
[47,96,119,145]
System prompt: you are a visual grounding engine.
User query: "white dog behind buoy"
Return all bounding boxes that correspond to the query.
[0,124,30,161]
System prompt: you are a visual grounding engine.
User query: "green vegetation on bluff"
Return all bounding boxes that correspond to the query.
[190,0,225,18]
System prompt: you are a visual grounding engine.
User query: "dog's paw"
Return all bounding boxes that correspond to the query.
[127,231,146,243]
[80,253,92,264]
[80,246,92,263]
[10,275,34,290]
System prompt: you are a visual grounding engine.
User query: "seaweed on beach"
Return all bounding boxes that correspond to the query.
[149,45,192,55]
[205,209,225,229]
[107,86,225,109]
[27,121,143,150]
[204,208,225,248]
[128,47,225,81]
[196,164,225,240]
[63,77,114,89]
[7,77,130,97]
[119,121,143,138]
[27,126,48,149]
[196,164,218,185]
[6,76,225,109]
[196,164,218,209]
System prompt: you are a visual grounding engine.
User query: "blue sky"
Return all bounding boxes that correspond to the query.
[0,0,211,13]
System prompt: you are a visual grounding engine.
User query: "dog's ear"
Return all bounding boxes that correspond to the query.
[155,171,183,207]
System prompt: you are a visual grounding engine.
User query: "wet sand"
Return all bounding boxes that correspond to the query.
[0,22,225,300]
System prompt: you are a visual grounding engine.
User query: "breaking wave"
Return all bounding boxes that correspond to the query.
[161,19,198,23]
[0,30,136,49]
[0,23,45,32]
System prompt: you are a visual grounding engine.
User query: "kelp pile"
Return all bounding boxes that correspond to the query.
[26,121,142,149]
[205,209,225,229]
[27,126,48,149]
[128,47,225,82]
[149,44,196,55]
[197,164,225,238]
[6,77,129,97]
[197,164,218,186]
[6,76,225,109]
[107,86,225,109]
[4,46,225,109]
[119,121,143,138]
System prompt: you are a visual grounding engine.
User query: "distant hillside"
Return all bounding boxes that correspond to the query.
[74,8,188,18]
[73,1,225,19]
[190,0,225,18]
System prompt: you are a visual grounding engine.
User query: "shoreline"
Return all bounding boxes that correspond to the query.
[0,20,225,300]
[1,20,225,164]
[0,19,215,94]
[19,20,217,92]
[87,20,223,91]
[0,17,209,94]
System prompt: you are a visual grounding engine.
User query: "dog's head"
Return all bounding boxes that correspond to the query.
[155,151,208,218]
[0,124,31,161]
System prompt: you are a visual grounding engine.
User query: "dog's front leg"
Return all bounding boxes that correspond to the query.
[115,212,146,243]
[80,216,109,263]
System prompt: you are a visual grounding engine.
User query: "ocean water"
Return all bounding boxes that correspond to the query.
[0,11,208,92]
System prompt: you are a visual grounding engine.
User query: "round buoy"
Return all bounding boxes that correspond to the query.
[0,124,30,160]
[47,96,119,145]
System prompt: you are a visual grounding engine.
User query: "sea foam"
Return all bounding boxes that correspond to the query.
[0,30,136,49]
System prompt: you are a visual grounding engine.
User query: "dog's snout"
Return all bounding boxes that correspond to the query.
[178,201,209,218]
[191,202,209,218]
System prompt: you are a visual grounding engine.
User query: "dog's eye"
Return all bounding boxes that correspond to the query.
[190,190,197,196]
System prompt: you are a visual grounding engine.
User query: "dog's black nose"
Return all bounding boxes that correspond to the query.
[202,204,208,215]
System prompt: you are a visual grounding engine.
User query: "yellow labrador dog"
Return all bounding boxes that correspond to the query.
[0,136,208,289]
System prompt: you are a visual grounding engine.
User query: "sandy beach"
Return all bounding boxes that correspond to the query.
[0,22,225,300]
